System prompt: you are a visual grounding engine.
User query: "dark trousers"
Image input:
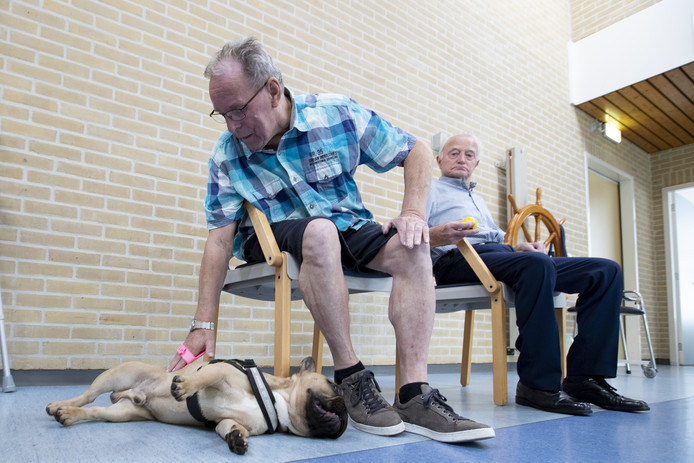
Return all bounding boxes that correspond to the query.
[434,243,623,391]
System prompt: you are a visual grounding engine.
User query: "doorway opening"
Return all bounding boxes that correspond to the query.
[663,183,694,366]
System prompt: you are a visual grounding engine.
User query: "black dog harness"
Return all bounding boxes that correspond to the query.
[185,359,279,433]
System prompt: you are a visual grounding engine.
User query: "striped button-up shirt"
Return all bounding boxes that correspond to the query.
[205,90,416,260]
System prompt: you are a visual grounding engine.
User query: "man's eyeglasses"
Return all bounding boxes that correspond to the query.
[209,83,265,123]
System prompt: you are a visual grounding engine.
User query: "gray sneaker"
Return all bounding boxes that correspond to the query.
[337,369,405,436]
[393,384,495,442]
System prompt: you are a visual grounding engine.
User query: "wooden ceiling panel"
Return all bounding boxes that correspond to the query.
[636,80,694,139]
[593,96,668,149]
[649,74,694,127]
[577,100,660,153]
[576,62,694,153]
[682,62,694,80]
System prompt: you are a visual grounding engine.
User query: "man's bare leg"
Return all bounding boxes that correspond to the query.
[298,218,358,370]
[367,235,434,386]
[298,219,404,436]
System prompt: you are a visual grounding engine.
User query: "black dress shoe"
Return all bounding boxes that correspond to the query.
[515,381,592,416]
[562,377,650,412]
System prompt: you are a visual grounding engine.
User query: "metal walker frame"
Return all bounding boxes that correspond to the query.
[620,290,658,378]
[1,294,17,392]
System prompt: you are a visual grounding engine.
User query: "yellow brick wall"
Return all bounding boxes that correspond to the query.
[0,0,680,370]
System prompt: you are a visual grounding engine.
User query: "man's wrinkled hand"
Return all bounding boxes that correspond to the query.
[166,329,215,372]
[514,241,546,253]
[382,215,430,249]
[440,220,479,245]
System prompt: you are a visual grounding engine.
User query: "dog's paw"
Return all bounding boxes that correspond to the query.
[53,407,80,426]
[170,375,193,401]
[46,402,59,416]
[226,428,249,455]
[46,401,67,417]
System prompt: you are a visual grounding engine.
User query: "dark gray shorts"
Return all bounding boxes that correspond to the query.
[243,217,397,274]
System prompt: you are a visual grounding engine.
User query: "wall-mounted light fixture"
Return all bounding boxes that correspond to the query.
[591,118,622,143]
[603,119,622,143]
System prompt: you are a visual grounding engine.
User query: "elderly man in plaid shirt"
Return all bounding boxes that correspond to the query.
[168,37,494,443]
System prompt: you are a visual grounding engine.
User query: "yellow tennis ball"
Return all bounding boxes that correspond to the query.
[461,217,478,229]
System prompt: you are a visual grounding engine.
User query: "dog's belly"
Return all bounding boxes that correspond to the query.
[120,375,202,426]
[148,400,201,426]
[198,393,270,434]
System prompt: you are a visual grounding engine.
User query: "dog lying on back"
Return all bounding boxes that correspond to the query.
[46,356,347,455]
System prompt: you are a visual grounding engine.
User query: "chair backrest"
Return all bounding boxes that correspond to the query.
[505,188,566,257]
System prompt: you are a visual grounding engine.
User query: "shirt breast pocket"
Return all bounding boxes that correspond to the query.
[305,155,343,192]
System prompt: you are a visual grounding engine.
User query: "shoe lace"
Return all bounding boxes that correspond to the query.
[353,370,388,413]
[420,388,466,421]
[594,377,620,396]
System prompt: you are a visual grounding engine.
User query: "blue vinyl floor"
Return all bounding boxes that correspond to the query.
[1,362,692,462]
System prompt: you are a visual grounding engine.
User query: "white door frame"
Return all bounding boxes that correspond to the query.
[585,155,641,359]
[662,182,694,366]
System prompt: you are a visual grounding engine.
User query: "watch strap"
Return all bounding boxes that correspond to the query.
[190,319,215,331]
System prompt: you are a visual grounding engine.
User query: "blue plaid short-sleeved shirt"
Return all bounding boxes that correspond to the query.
[204,90,417,261]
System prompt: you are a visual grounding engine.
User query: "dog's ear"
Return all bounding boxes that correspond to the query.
[298,356,316,374]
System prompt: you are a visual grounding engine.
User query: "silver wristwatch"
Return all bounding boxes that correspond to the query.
[189,319,215,332]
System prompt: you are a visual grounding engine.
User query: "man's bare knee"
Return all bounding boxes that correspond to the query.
[303,219,340,262]
[371,236,432,277]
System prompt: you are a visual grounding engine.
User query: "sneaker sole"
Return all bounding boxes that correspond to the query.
[348,417,405,436]
[403,422,496,443]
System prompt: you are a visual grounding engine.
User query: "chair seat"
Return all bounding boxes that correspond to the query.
[436,283,565,314]
[223,252,393,302]
[435,282,514,313]
[619,306,645,316]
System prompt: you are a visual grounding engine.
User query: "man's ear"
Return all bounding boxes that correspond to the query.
[267,78,282,107]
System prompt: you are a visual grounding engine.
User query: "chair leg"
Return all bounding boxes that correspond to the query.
[460,310,474,387]
[312,325,324,374]
[490,291,508,406]
[555,308,567,380]
[274,258,292,377]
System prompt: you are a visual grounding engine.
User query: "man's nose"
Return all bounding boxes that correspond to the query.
[225,118,242,133]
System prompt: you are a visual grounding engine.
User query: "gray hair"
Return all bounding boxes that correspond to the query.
[437,133,483,161]
[204,37,283,89]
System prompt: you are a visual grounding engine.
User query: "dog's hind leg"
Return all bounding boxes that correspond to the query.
[216,418,250,455]
[52,398,155,426]
[47,362,162,416]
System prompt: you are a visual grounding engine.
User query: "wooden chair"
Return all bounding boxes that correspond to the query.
[214,201,393,377]
[395,188,567,406]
